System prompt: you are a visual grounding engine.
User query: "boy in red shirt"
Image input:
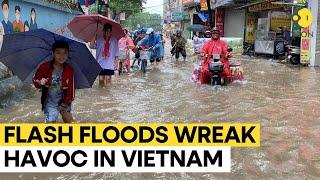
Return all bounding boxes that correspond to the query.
[33,40,74,123]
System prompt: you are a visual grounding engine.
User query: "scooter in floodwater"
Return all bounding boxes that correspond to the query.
[287,45,300,65]
[208,48,235,86]
[192,48,244,85]
[208,54,225,86]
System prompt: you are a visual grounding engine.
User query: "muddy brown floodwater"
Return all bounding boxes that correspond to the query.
[0,54,319,179]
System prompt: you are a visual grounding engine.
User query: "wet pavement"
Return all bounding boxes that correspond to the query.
[0,54,320,179]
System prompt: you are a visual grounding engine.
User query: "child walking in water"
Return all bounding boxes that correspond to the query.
[33,40,75,123]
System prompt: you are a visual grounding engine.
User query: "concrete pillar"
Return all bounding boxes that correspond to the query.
[309,0,319,66]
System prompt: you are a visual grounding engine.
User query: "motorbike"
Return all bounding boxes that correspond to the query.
[138,47,153,73]
[192,48,244,85]
[208,54,225,86]
[287,45,300,65]
[207,48,234,86]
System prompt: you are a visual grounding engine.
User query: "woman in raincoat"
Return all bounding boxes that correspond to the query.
[137,28,162,65]
[118,28,134,72]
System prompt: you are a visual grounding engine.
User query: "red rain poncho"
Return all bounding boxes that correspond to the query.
[199,39,231,84]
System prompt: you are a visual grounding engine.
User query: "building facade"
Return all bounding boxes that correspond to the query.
[0,0,81,37]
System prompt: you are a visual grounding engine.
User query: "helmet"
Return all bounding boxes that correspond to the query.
[146,28,154,35]
[211,27,220,34]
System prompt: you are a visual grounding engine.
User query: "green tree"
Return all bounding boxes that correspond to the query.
[109,0,146,20]
[122,12,163,32]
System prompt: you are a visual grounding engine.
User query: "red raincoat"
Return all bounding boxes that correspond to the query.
[200,39,231,84]
[33,61,75,110]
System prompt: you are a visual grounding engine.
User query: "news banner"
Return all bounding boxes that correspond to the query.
[0,124,260,172]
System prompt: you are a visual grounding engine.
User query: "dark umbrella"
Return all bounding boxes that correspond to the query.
[187,24,205,32]
[67,14,125,42]
[0,28,102,89]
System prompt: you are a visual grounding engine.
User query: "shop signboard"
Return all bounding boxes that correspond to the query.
[292,7,302,38]
[172,11,185,21]
[300,27,311,64]
[245,14,256,43]
[182,0,194,5]
[248,2,281,12]
[298,0,311,64]
[270,11,291,31]
[200,0,208,11]
[215,8,225,36]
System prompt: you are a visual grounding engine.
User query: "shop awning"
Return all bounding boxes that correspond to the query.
[234,0,275,10]
[271,1,306,7]
[210,0,234,9]
[234,0,305,10]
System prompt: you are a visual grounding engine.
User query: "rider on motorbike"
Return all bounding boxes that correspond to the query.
[200,27,231,84]
[137,28,163,65]
[131,28,147,67]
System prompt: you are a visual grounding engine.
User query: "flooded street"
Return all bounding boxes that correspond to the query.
[1,54,320,179]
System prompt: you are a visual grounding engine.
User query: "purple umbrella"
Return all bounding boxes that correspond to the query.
[0,28,102,89]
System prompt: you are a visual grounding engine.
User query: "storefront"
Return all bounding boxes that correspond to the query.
[183,0,211,38]
[244,1,293,57]
[210,0,245,38]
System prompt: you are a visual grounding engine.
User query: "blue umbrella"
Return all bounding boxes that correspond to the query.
[0,28,102,89]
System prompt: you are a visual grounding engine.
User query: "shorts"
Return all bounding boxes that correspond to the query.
[44,104,72,123]
[150,58,161,63]
[99,69,114,76]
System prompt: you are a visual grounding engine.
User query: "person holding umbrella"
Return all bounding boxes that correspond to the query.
[91,23,119,87]
[33,40,74,123]
[0,29,102,123]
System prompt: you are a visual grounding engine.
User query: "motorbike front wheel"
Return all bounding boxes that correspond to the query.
[289,55,300,65]
[141,59,147,73]
[211,76,222,86]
